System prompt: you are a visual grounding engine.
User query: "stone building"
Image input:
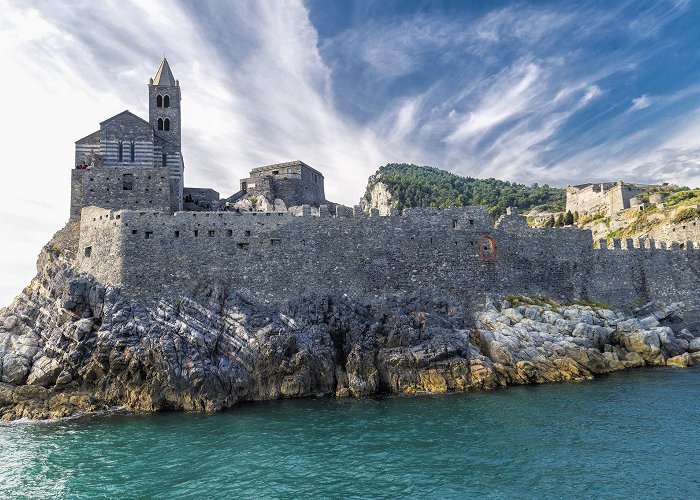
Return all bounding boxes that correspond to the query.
[239,161,326,207]
[565,180,649,216]
[71,58,185,218]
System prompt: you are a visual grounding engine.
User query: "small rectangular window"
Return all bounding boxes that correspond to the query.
[237,242,249,250]
[244,230,251,237]
[469,219,474,225]
[122,174,134,191]
[194,230,199,237]
[132,229,137,235]
[208,230,215,237]
[84,246,92,257]
[270,238,281,246]
[116,215,121,219]
[272,170,279,175]
[226,229,233,237]
[145,231,153,239]
[174,230,180,238]
[452,220,458,229]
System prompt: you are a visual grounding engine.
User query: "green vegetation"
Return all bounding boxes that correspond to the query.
[672,207,700,224]
[501,294,609,311]
[665,189,700,208]
[366,163,565,218]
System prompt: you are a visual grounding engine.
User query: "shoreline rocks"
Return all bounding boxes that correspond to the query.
[1,246,699,421]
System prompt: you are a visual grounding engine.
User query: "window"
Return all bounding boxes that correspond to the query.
[208,230,215,237]
[194,230,199,237]
[244,230,251,237]
[145,231,153,240]
[130,141,135,162]
[164,95,170,107]
[226,229,233,237]
[162,153,167,166]
[122,174,134,191]
[174,230,180,238]
[84,246,92,257]
[131,229,137,235]
[164,118,170,131]
[469,219,474,225]
[158,118,164,130]
[272,170,279,175]
[452,219,458,229]
[270,238,281,246]
[156,94,163,107]
[118,140,123,162]
[237,242,249,250]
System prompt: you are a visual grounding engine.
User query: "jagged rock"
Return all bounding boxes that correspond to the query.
[0,241,697,420]
[687,338,700,352]
[666,353,693,367]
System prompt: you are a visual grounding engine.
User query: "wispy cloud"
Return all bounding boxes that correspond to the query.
[631,94,652,111]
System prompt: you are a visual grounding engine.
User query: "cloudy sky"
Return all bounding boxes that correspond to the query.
[1,0,700,306]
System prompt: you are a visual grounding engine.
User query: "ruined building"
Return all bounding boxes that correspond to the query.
[565,181,650,216]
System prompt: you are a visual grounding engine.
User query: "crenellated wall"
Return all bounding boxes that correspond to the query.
[75,206,700,307]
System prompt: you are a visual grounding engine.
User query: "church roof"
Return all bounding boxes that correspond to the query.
[153,58,176,86]
[99,110,150,126]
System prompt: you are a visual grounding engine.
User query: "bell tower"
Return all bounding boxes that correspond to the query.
[149,58,183,211]
[148,58,181,148]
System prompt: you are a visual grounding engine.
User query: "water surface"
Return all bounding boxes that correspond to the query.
[1,366,699,498]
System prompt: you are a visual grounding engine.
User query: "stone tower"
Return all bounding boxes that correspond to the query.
[148,58,181,147]
[148,58,184,211]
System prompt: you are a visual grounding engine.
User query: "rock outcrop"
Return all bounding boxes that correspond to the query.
[1,238,699,420]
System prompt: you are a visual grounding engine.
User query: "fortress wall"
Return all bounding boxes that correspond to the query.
[75,207,700,306]
[72,167,172,219]
[652,220,700,245]
[77,207,125,286]
[566,185,607,215]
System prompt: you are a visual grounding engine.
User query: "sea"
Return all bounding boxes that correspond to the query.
[1,366,698,499]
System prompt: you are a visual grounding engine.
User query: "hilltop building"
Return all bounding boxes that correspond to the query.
[565,181,651,216]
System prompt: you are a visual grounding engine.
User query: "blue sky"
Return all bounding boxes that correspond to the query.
[0,0,699,304]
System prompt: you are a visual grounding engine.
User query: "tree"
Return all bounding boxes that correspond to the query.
[564,210,574,225]
[544,215,555,228]
[574,211,579,222]
[555,214,564,227]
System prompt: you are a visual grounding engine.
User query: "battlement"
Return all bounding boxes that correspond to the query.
[74,204,700,307]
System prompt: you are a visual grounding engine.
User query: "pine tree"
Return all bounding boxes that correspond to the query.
[555,214,564,227]
[564,210,574,225]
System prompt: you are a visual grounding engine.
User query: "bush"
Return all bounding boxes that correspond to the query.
[672,207,700,224]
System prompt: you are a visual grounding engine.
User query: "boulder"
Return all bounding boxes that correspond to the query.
[26,357,62,387]
[666,353,693,368]
[687,338,700,353]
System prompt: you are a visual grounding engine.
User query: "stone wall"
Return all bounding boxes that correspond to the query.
[70,167,172,220]
[75,206,700,307]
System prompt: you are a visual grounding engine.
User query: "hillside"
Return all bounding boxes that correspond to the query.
[363,163,565,218]
[578,188,700,242]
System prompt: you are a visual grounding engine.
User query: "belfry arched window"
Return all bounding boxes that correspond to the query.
[156,95,163,107]
[117,140,123,162]
[163,95,170,107]
[157,118,164,130]
[164,118,170,131]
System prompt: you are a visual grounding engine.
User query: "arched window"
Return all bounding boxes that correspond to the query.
[157,118,163,130]
[163,95,170,107]
[130,141,135,163]
[117,140,123,162]
[156,94,162,107]
[162,153,167,166]
[164,118,170,131]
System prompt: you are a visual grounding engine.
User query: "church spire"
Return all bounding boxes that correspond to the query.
[152,58,177,86]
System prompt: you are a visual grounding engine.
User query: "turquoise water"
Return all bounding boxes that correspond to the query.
[1,367,699,499]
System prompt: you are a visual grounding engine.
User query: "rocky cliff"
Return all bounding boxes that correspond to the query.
[1,225,699,420]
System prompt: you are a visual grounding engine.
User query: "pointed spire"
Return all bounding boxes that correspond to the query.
[152,58,176,86]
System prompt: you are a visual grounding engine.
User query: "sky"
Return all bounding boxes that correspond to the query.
[1,0,700,306]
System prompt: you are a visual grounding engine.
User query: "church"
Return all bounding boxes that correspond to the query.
[70,58,329,220]
[71,58,185,217]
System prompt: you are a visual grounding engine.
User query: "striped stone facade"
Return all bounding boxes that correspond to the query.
[71,59,184,218]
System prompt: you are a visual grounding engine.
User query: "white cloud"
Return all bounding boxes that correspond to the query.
[631,94,652,111]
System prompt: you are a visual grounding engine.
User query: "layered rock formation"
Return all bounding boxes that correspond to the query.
[1,233,699,420]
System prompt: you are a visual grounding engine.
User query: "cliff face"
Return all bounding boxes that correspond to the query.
[1,227,699,420]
